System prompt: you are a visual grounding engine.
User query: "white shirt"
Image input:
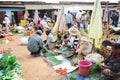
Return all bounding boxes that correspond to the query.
[76,12,82,19]
[40,19,49,29]
[46,33,55,45]
[4,16,10,25]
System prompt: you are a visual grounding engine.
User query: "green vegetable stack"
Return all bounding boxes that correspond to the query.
[69,75,77,80]
[0,53,23,80]
[90,62,101,74]
[90,62,105,79]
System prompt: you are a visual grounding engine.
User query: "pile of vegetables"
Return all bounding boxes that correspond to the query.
[56,68,67,75]
[69,75,77,80]
[90,62,101,75]
[90,62,105,80]
[0,53,23,80]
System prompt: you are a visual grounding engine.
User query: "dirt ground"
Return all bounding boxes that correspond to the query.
[0,34,66,80]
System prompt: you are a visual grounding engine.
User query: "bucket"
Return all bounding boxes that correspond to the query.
[78,60,92,76]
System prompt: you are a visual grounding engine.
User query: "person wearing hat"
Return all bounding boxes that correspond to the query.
[44,29,55,50]
[27,30,44,57]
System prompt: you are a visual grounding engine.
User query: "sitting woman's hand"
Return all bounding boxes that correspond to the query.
[102,69,111,76]
[101,63,109,70]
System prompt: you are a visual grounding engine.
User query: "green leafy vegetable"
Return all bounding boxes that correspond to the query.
[69,75,77,80]
[0,53,23,80]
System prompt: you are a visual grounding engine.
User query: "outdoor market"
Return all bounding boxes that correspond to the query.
[0,0,120,80]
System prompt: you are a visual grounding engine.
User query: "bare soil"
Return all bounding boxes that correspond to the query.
[0,34,65,80]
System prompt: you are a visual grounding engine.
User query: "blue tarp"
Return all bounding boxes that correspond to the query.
[0,54,3,58]
[67,73,105,80]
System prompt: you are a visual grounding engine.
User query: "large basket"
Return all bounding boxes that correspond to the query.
[85,53,104,63]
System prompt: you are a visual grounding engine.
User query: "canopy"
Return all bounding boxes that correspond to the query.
[88,0,103,40]
[24,8,29,19]
[33,8,39,24]
[52,6,66,35]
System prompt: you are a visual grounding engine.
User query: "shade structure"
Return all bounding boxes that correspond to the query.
[58,6,66,33]
[33,8,39,24]
[103,2,109,24]
[11,12,16,24]
[24,8,29,19]
[52,6,66,35]
[88,0,102,40]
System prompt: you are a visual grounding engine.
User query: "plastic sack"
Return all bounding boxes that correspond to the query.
[20,37,29,45]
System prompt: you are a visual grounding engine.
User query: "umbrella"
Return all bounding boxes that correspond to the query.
[24,8,29,19]
[88,0,103,48]
[11,12,16,24]
[52,6,66,35]
[58,6,66,33]
[103,1,109,25]
[33,8,39,24]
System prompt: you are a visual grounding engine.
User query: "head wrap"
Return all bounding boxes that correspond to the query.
[36,30,42,35]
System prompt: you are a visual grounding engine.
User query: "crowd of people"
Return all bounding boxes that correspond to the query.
[0,8,120,80]
[26,10,120,80]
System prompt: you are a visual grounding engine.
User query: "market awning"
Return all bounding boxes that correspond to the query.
[24,4,94,10]
[0,4,24,8]
[25,4,118,10]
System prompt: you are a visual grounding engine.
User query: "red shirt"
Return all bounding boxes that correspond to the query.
[35,23,42,28]
[112,54,120,59]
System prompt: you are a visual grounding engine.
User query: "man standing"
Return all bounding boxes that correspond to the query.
[66,11,73,29]
[27,30,44,57]
[111,11,119,27]
[4,15,10,32]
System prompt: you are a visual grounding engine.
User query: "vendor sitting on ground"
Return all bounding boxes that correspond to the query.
[0,31,5,38]
[98,40,113,58]
[44,30,55,50]
[102,43,120,80]
[27,30,44,57]
[71,35,80,50]
[60,33,71,48]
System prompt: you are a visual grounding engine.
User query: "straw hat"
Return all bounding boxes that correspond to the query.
[81,37,93,44]
[69,27,79,36]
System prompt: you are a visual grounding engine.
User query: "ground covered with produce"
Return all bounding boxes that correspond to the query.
[0,34,65,80]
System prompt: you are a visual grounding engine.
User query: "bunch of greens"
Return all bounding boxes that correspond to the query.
[69,75,77,80]
[0,53,23,80]
[44,51,58,57]
[90,62,102,77]
[55,40,63,45]
[71,58,80,66]
[47,56,63,65]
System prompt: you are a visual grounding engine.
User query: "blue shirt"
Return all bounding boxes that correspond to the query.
[66,13,73,24]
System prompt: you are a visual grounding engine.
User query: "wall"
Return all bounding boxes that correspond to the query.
[0,7,24,20]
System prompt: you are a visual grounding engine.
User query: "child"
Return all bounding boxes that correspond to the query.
[55,34,63,47]
[73,36,79,50]
[60,32,72,49]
